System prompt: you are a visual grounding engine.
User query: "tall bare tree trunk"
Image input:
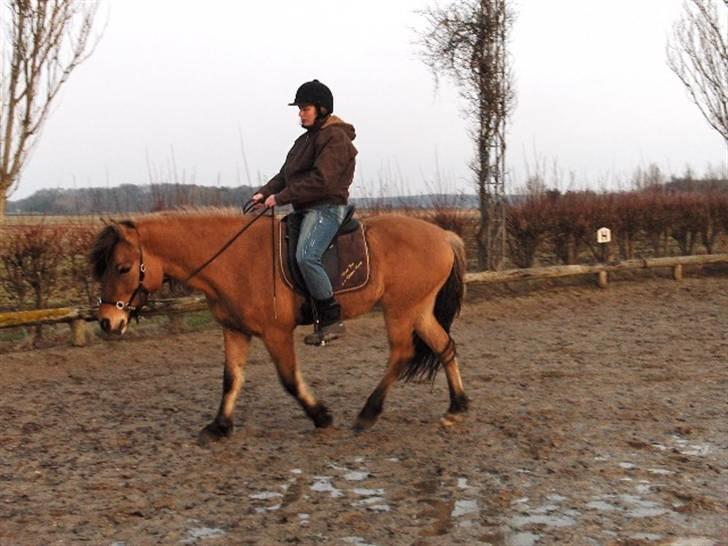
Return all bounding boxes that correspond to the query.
[418,0,513,270]
[477,101,491,269]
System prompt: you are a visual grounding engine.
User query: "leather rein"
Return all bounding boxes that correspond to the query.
[97,201,273,321]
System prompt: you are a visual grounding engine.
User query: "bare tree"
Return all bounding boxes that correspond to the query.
[667,0,728,157]
[418,0,515,269]
[0,0,99,219]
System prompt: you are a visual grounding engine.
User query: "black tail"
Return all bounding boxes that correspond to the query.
[400,233,466,383]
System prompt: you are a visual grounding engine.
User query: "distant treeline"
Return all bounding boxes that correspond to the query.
[7,183,480,214]
[7,184,258,215]
[6,177,727,215]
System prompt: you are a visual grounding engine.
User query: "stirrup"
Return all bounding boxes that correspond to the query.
[304,321,346,346]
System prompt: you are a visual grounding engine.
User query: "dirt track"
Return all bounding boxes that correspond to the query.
[1,277,726,545]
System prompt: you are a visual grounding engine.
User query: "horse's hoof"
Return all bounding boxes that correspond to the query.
[314,412,334,429]
[311,405,334,428]
[440,412,466,429]
[352,416,377,433]
[197,421,233,446]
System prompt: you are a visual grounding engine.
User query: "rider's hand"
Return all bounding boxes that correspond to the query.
[264,194,277,208]
[252,193,264,203]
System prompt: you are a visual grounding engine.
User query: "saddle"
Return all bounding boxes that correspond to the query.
[279,205,371,303]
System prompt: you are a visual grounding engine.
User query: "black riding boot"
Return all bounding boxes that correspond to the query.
[304,296,346,346]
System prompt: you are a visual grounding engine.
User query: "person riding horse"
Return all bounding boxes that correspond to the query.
[252,79,357,346]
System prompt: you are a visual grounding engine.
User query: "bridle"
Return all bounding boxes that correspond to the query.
[96,202,273,322]
[96,225,150,322]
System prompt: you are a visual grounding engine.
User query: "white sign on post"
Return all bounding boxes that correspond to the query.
[597,227,611,244]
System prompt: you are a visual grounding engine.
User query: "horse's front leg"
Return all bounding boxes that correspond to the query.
[262,327,333,429]
[199,328,250,443]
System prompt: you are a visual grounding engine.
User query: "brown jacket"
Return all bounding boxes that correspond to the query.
[258,115,357,210]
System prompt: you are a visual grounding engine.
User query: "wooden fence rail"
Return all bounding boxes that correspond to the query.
[463,253,728,287]
[1,253,727,346]
[0,297,208,346]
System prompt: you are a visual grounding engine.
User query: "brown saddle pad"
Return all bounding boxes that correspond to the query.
[278,219,371,295]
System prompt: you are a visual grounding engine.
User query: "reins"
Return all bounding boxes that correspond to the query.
[181,200,277,318]
[271,203,278,319]
[181,202,272,285]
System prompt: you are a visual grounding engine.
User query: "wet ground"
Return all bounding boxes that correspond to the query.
[0,277,726,545]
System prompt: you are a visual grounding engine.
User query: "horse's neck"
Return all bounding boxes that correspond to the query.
[140,215,269,293]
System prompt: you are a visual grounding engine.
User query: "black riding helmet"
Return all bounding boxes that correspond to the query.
[289,79,333,118]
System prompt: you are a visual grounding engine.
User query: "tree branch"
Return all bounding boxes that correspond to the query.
[0,0,99,205]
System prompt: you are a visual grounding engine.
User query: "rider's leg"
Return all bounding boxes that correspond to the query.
[296,205,346,344]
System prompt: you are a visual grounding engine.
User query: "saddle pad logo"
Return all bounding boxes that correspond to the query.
[341,261,363,286]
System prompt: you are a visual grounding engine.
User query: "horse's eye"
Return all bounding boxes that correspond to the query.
[117,265,132,275]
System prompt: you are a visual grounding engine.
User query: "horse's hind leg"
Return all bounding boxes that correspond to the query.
[354,316,415,431]
[414,313,469,425]
[263,328,333,429]
[199,329,250,443]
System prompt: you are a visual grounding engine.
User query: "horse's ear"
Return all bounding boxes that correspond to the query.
[111,219,137,240]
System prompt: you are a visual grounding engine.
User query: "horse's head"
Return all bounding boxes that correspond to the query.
[90,220,162,335]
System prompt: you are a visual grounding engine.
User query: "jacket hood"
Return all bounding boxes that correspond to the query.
[321,115,356,141]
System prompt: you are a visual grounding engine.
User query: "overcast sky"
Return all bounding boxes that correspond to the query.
[10,0,728,200]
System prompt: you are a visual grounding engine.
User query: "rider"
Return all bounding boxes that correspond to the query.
[252,79,357,345]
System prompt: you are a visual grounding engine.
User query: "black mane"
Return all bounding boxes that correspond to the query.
[89,220,135,281]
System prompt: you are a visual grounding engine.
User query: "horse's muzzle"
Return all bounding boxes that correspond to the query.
[98,314,128,335]
[100,318,111,333]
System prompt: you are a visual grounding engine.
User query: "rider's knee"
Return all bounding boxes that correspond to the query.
[296,247,318,271]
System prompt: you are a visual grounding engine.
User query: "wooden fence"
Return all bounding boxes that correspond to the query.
[0,297,208,347]
[464,253,728,288]
[1,253,727,347]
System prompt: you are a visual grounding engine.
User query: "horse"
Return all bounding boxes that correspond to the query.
[90,209,469,442]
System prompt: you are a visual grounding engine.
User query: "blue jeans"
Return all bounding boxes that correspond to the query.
[296,204,347,300]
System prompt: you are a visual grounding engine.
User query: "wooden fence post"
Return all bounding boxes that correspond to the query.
[673,264,683,281]
[70,319,88,347]
[167,313,185,333]
[597,270,608,289]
